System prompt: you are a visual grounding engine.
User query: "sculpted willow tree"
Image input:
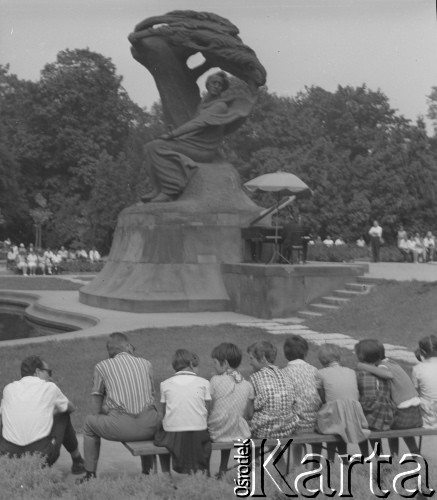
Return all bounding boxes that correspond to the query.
[80,11,267,312]
[128,10,267,203]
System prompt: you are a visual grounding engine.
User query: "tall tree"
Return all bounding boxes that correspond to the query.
[427,86,437,137]
[227,84,437,241]
[0,65,32,242]
[10,49,151,249]
[3,57,436,249]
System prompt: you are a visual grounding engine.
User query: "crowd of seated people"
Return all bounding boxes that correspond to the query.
[397,227,436,263]
[319,228,436,264]
[4,241,101,275]
[320,235,346,247]
[1,332,436,479]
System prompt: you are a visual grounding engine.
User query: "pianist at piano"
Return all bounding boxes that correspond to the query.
[241,213,311,264]
[281,214,311,264]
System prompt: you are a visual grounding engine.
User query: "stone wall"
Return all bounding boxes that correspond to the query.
[222,263,368,319]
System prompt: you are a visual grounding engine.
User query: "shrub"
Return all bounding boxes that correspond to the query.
[307,244,370,262]
[59,260,105,273]
[307,244,405,263]
[8,260,104,275]
[0,454,66,500]
[379,245,405,262]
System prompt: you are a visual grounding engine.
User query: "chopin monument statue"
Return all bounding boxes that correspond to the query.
[79,11,266,312]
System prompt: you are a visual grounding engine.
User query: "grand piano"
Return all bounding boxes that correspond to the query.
[241,193,312,263]
[241,225,282,263]
[240,195,295,263]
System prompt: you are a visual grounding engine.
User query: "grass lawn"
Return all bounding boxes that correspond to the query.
[0,277,428,431]
[305,280,437,351]
[0,278,432,498]
[0,324,360,431]
[0,452,394,500]
[0,276,82,291]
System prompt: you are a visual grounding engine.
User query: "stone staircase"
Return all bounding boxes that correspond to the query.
[297,278,375,319]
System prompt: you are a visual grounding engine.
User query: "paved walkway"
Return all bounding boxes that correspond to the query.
[0,288,262,346]
[2,262,435,363]
[2,260,437,481]
[359,261,437,282]
[236,319,418,364]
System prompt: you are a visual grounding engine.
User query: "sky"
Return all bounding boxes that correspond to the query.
[1,0,437,127]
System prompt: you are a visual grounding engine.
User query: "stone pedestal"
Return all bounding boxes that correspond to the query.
[79,161,261,312]
[223,263,368,319]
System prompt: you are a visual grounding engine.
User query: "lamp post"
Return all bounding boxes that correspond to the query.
[29,208,51,249]
[29,194,51,250]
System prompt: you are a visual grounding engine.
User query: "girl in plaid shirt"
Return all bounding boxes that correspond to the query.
[355,339,395,456]
[281,335,322,466]
[247,341,299,439]
[356,340,422,457]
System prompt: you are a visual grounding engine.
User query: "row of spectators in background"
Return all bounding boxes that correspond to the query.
[397,227,436,263]
[317,236,347,247]
[317,230,436,263]
[4,241,101,276]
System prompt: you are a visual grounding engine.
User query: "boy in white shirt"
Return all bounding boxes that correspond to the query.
[154,349,211,474]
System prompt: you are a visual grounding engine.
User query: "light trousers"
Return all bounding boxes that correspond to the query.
[83,406,160,473]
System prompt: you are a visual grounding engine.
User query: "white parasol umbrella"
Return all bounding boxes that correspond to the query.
[244,171,311,197]
[244,171,312,263]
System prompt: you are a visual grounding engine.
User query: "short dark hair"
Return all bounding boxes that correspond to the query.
[211,343,242,369]
[21,355,44,377]
[377,340,386,360]
[172,349,199,372]
[247,341,277,364]
[107,332,129,358]
[418,335,437,359]
[354,339,383,364]
[318,344,341,366]
[283,335,308,361]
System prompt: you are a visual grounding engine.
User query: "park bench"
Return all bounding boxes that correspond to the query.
[123,427,437,472]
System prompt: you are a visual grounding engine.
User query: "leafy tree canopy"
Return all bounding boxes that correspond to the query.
[226,85,437,242]
[1,53,437,251]
[0,51,154,251]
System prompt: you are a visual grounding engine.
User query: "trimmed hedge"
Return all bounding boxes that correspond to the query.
[307,244,405,263]
[8,260,105,275]
[59,260,105,273]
